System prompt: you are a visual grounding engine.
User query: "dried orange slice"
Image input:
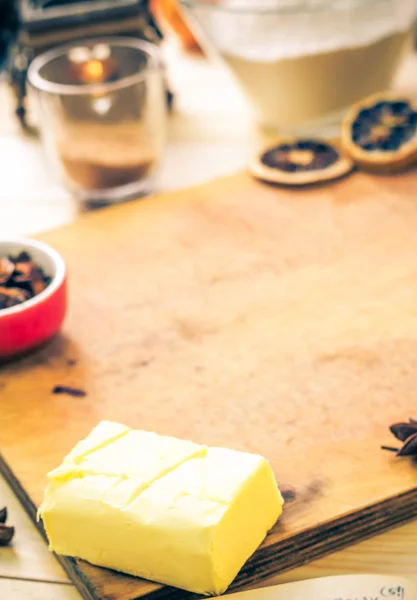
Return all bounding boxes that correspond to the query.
[250,139,354,186]
[342,93,417,172]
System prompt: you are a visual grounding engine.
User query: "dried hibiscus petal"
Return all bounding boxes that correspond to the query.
[13,262,34,282]
[14,251,31,263]
[0,251,52,311]
[0,286,31,309]
[30,268,49,295]
[0,258,15,285]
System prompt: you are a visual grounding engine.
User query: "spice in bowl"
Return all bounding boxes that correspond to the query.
[0,251,52,310]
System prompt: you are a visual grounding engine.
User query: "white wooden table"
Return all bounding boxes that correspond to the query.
[1,43,417,599]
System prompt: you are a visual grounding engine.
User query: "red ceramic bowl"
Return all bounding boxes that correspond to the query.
[0,238,67,360]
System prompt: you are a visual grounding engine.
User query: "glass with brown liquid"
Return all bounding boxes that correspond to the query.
[28,38,166,203]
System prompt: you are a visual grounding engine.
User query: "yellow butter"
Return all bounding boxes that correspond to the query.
[39,421,283,596]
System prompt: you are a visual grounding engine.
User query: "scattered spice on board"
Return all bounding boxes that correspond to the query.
[0,251,51,310]
[381,418,417,457]
[52,385,87,398]
[0,507,15,546]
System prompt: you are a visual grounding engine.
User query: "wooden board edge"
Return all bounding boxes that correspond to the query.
[239,491,417,586]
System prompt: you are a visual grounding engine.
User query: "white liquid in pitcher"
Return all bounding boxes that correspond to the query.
[221,30,411,132]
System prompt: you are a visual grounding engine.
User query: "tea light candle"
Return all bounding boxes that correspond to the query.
[67,44,117,84]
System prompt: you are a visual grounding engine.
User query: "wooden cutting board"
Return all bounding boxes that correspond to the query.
[2,170,417,600]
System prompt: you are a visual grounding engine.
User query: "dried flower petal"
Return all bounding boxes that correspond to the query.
[13,262,34,282]
[30,269,48,295]
[14,251,31,263]
[0,286,31,309]
[0,251,51,311]
[0,258,15,285]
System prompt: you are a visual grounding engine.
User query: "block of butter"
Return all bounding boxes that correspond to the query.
[39,421,283,595]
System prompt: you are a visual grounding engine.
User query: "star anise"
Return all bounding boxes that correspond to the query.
[382,418,417,457]
[0,507,15,546]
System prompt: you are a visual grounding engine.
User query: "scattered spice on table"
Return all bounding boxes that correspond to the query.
[52,385,87,398]
[381,418,417,457]
[0,507,15,546]
[0,251,51,310]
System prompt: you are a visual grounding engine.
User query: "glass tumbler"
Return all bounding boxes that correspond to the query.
[28,37,167,203]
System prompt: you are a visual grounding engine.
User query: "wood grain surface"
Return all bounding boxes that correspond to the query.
[1,170,417,599]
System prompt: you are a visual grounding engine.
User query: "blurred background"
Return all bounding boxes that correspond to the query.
[1,1,416,132]
[0,0,416,231]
